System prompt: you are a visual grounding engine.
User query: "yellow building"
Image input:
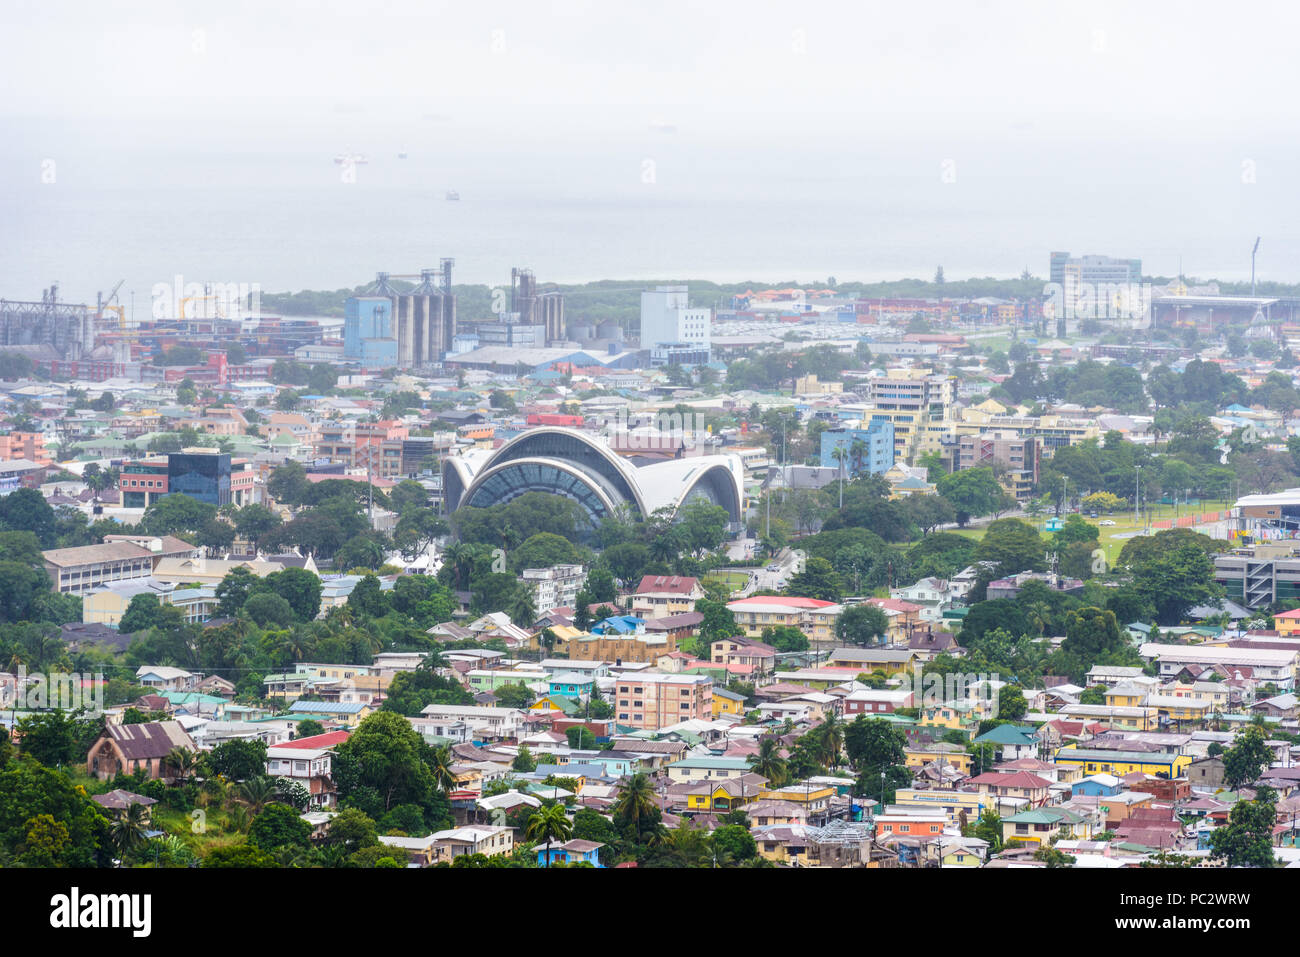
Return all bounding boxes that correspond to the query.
[685,779,758,812]
[712,687,748,718]
[1104,685,1148,709]
[1053,746,1191,778]
[917,702,980,735]
[904,745,974,774]
[893,788,985,825]
[758,783,836,811]
[1144,695,1213,723]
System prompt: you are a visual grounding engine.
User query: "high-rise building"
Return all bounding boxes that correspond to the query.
[640,285,711,365]
[1049,252,1142,287]
[819,422,896,477]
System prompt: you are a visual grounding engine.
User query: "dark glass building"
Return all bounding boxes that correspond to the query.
[167,451,232,506]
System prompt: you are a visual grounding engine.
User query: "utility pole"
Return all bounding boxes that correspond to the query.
[1134,465,1141,527]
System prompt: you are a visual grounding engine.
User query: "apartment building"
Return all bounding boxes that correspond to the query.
[0,431,52,467]
[630,575,705,620]
[522,564,586,611]
[950,430,1040,492]
[1214,542,1300,608]
[613,672,713,730]
[418,704,526,740]
[726,595,843,644]
[42,536,200,595]
[315,420,410,480]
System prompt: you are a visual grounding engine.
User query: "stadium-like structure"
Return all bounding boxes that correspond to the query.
[442,427,744,526]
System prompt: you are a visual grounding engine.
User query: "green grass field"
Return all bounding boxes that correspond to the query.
[945,500,1233,567]
[704,570,752,594]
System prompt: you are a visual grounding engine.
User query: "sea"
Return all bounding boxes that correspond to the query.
[1,110,1294,310]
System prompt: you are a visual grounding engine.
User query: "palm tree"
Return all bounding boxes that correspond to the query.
[236,776,277,814]
[749,736,790,788]
[109,803,150,863]
[163,746,197,786]
[429,745,457,794]
[442,542,471,589]
[819,711,843,769]
[525,803,572,868]
[849,439,867,477]
[506,588,537,629]
[612,773,659,841]
[830,447,847,508]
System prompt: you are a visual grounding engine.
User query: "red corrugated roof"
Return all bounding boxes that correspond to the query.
[279,730,351,750]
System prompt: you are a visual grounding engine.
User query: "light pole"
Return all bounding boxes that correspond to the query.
[1134,465,1142,527]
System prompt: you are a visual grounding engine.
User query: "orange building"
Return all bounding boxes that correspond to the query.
[0,432,52,467]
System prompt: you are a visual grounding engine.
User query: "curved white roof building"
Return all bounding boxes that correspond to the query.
[442,427,744,525]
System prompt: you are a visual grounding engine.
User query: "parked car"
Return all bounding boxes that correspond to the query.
[1098,519,1116,526]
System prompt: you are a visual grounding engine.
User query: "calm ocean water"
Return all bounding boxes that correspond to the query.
[1,113,1294,309]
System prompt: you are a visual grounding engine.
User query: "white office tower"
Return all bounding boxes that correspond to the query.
[640,285,711,366]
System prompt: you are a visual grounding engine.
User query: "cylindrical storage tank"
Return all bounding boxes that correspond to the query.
[597,321,621,340]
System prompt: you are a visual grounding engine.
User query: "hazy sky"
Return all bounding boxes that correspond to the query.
[3,2,1299,297]
[4,1,1296,130]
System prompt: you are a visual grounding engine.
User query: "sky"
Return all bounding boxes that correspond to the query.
[2,1,1299,297]
[5,1,1296,133]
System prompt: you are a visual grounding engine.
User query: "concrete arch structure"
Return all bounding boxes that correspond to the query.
[442,426,744,526]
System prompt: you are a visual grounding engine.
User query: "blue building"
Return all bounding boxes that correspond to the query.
[819,422,895,478]
[591,614,645,635]
[548,672,594,699]
[344,296,398,366]
[537,839,605,867]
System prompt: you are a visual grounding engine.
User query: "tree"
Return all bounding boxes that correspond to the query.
[904,494,955,536]
[332,711,438,821]
[141,493,216,536]
[1222,725,1272,791]
[611,772,660,844]
[267,461,311,506]
[1061,607,1128,671]
[0,757,110,867]
[748,736,789,788]
[247,802,313,850]
[0,488,58,546]
[1208,787,1279,868]
[843,716,906,770]
[233,503,282,542]
[243,591,295,628]
[325,807,379,852]
[696,598,737,644]
[936,467,1004,525]
[208,739,269,781]
[835,603,891,646]
[14,711,83,767]
[119,593,164,634]
[784,557,844,602]
[109,803,150,861]
[711,824,757,864]
[215,565,258,617]
[566,726,597,750]
[295,720,325,740]
[997,687,1028,721]
[1130,542,1222,625]
[255,567,323,622]
[526,804,573,868]
[976,518,1046,576]
[512,745,537,773]
[203,843,278,868]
